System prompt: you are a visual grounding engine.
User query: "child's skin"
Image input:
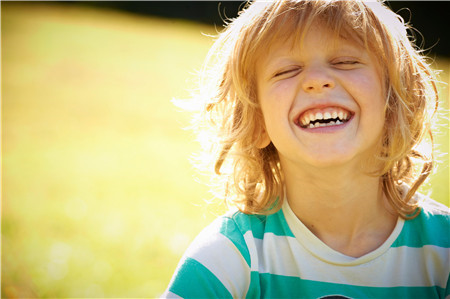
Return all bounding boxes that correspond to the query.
[256,21,398,258]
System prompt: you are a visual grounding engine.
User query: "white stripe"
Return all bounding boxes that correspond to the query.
[160,290,182,298]
[244,230,259,272]
[405,187,449,216]
[185,220,251,297]
[246,232,449,288]
[421,197,450,216]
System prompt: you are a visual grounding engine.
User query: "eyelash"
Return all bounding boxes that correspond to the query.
[335,60,359,65]
[274,68,301,78]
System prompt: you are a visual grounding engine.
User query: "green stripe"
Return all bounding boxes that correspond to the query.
[229,212,267,239]
[446,272,450,299]
[245,271,261,298]
[393,214,450,248]
[169,257,233,298]
[218,209,295,270]
[229,208,295,240]
[271,208,296,237]
[259,273,446,298]
[219,217,252,267]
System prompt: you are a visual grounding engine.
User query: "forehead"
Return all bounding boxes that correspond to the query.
[258,20,366,65]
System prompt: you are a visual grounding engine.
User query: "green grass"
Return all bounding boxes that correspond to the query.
[1,3,449,298]
[2,3,222,297]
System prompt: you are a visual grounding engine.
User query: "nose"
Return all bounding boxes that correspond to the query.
[301,66,335,93]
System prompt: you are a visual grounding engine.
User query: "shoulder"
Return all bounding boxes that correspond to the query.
[164,208,291,298]
[417,193,450,217]
[397,193,449,249]
[415,192,449,228]
[163,214,251,298]
[188,208,290,263]
[399,183,449,217]
[184,211,256,267]
[163,211,268,298]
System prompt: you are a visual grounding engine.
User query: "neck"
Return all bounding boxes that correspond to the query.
[281,160,398,257]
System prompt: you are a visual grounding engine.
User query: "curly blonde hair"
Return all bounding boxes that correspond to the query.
[192,0,439,218]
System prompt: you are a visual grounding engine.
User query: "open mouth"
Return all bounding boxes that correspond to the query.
[296,107,353,129]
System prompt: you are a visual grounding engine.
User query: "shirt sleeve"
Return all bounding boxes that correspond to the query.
[162,216,252,298]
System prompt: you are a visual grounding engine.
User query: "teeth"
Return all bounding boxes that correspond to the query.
[303,115,310,126]
[299,107,352,129]
[310,121,341,128]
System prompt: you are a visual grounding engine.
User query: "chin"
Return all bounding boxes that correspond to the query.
[308,159,352,169]
[303,151,359,169]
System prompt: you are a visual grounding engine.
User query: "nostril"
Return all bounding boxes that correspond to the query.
[303,80,334,92]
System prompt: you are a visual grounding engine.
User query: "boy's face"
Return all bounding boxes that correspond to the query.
[256,23,386,170]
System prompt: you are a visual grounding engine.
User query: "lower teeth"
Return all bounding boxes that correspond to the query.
[308,119,344,128]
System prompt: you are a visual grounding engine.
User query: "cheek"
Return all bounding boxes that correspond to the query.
[352,71,385,109]
[259,90,294,142]
[368,77,385,120]
[260,84,293,115]
[359,71,382,94]
[362,77,386,136]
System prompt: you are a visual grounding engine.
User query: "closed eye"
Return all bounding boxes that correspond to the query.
[336,60,358,64]
[333,60,361,69]
[274,67,302,78]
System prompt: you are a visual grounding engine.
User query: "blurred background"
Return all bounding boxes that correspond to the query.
[2,1,449,297]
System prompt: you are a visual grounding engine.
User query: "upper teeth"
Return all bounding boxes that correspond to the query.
[299,108,351,128]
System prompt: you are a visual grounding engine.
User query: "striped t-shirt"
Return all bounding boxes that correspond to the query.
[164,195,449,298]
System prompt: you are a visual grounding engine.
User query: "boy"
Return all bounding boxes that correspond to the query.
[164,0,449,298]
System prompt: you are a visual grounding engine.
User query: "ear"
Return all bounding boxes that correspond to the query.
[256,129,271,149]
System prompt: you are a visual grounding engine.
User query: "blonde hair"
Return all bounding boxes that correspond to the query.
[193,0,439,218]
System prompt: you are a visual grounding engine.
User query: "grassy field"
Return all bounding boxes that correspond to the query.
[2,3,449,298]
